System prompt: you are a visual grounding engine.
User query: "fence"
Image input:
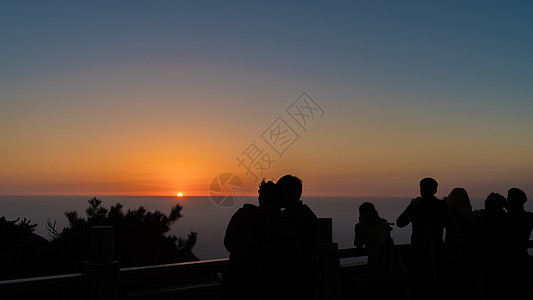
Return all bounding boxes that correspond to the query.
[1,220,532,300]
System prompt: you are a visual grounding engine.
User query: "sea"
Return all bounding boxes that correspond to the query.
[1,196,532,262]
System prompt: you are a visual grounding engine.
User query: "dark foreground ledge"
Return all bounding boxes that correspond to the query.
[1,223,532,300]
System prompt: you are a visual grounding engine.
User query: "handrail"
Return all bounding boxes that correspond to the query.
[0,273,85,287]
[1,239,531,299]
[0,273,87,299]
[120,258,228,275]
[119,258,228,298]
[338,246,367,259]
[339,240,533,259]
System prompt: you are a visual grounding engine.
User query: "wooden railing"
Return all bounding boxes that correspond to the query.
[1,221,532,300]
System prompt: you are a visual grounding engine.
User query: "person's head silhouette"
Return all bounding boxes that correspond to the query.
[359,202,379,218]
[445,187,471,210]
[419,177,438,198]
[277,174,303,209]
[485,192,507,214]
[507,187,527,213]
[258,179,282,209]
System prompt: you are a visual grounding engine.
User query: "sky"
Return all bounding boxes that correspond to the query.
[1,1,533,198]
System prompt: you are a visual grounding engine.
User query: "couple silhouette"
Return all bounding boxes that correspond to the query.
[222,175,318,300]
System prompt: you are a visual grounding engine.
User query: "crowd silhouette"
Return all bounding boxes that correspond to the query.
[223,176,533,300]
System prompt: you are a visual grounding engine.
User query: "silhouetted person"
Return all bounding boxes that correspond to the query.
[354,202,389,281]
[222,180,298,300]
[479,193,511,258]
[278,174,318,300]
[355,202,408,300]
[506,188,533,297]
[443,187,479,299]
[477,192,511,300]
[396,177,448,300]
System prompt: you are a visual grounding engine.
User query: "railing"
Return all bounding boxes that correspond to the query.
[1,221,532,300]
[0,273,87,299]
[120,258,227,299]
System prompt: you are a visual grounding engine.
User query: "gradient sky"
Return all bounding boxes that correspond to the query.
[1,1,532,198]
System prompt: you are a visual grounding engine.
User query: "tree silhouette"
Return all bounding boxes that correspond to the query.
[50,198,198,274]
[0,217,51,280]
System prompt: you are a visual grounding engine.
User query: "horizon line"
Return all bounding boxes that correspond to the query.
[0,194,444,199]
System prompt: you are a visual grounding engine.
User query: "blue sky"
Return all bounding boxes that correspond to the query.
[1,1,533,197]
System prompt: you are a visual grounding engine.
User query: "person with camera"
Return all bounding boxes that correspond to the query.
[397,178,448,300]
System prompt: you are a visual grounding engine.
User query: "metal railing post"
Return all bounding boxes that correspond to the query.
[316,218,339,300]
[83,226,119,300]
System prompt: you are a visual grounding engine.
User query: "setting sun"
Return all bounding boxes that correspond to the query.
[177,192,183,197]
